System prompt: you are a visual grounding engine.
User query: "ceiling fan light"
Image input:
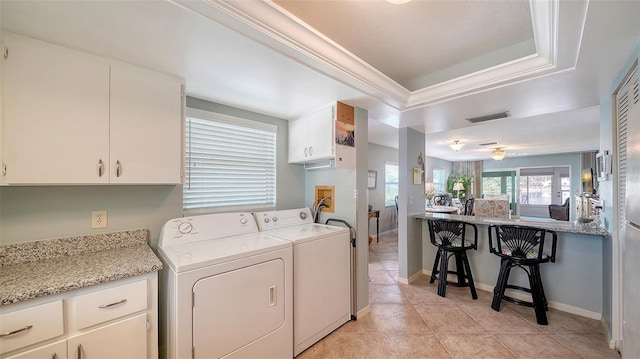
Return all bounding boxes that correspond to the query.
[492,148,506,161]
[449,140,464,151]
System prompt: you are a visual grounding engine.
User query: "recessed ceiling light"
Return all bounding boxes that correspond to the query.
[386,0,412,4]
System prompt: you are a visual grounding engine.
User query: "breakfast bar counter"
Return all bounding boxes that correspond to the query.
[415,213,607,318]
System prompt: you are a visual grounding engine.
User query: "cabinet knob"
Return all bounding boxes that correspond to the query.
[97,159,104,177]
[309,146,313,156]
[304,147,308,157]
[77,344,83,359]
[115,160,122,178]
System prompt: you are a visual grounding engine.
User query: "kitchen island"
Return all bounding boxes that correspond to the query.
[415,213,607,319]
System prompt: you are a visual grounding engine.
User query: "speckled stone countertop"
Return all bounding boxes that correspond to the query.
[414,212,609,237]
[0,229,162,306]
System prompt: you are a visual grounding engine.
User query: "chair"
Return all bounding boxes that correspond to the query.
[433,193,452,206]
[463,198,475,215]
[549,198,570,221]
[488,225,557,325]
[427,219,478,299]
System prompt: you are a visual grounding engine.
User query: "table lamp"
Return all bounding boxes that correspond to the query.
[453,182,464,198]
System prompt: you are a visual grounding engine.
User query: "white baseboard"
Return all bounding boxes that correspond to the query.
[422,269,602,320]
[398,271,423,285]
[356,305,370,319]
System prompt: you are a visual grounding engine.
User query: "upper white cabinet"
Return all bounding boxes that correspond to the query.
[110,62,183,184]
[0,32,184,185]
[288,102,355,168]
[288,104,335,164]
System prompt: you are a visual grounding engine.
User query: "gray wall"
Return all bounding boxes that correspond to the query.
[398,127,426,281]
[0,97,306,247]
[367,142,399,234]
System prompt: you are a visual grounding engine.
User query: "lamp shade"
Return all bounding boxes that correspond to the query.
[449,140,464,151]
[453,183,464,191]
[492,148,506,161]
[424,182,435,193]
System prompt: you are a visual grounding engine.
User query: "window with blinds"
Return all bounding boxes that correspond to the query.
[183,109,277,214]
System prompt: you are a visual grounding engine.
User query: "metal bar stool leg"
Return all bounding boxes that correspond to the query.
[437,249,449,297]
[491,259,512,311]
[528,265,548,325]
[430,251,441,284]
[461,252,478,299]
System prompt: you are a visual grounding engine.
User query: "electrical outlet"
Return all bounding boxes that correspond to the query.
[92,211,108,229]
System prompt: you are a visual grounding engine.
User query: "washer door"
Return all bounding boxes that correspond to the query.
[192,259,286,358]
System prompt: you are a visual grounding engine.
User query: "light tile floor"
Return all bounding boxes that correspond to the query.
[298,229,620,359]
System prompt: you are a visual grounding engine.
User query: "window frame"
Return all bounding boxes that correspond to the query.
[384,162,399,207]
[183,108,277,215]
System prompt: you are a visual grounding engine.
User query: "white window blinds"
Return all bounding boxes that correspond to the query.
[184,109,277,214]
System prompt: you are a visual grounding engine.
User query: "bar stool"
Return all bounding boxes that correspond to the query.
[488,225,557,325]
[427,219,478,299]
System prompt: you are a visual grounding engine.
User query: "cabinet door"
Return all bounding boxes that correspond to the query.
[67,313,147,359]
[1,32,110,184]
[5,339,67,359]
[110,62,183,184]
[288,116,308,163]
[307,105,334,160]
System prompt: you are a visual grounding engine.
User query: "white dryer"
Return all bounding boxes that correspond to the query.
[158,212,293,359]
[255,208,352,357]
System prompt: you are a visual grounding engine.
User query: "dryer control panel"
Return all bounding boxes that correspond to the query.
[255,208,313,231]
[159,212,259,247]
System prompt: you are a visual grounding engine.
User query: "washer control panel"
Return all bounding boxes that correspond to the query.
[255,208,313,231]
[159,212,259,247]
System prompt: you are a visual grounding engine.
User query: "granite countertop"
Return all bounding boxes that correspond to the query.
[0,229,163,306]
[414,212,609,237]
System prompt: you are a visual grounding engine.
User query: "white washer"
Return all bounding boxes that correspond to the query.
[158,212,293,359]
[255,208,352,357]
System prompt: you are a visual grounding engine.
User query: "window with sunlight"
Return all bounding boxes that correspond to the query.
[385,162,399,206]
[433,169,446,193]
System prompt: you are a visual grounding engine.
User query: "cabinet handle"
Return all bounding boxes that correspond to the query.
[77,344,82,359]
[115,160,122,177]
[0,325,33,337]
[309,146,313,156]
[97,159,104,177]
[98,298,127,308]
[304,147,308,157]
[52,353,59,359]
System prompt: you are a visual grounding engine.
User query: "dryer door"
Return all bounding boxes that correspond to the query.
[192,259,286,358]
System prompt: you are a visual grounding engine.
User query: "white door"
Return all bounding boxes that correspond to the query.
[1,32,110,184]
[288,116,308,163]
[192,259,286,359]
[67,313,147,359]
[110,62,183,184]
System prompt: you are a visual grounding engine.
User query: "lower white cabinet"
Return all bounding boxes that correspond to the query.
[67,314,147,359]
[0,274,158,359]
[5,339,67,359]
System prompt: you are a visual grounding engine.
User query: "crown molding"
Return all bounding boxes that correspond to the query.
[173,0,587,111]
